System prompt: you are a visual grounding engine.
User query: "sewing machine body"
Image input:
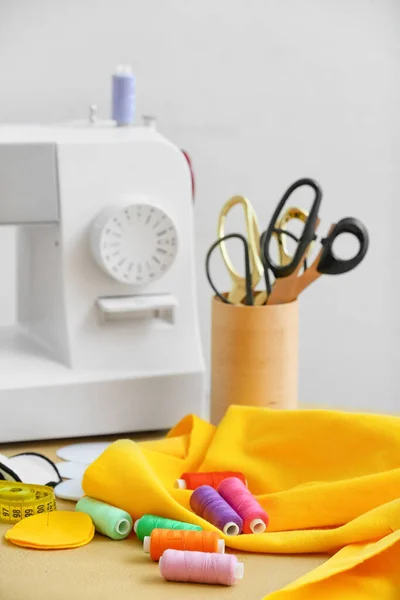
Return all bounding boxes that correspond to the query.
[0,122,205,442]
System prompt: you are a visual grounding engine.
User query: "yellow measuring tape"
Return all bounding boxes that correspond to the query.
[0,481,56,524]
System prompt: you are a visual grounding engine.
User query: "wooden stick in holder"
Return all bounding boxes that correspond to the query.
[210,296,298,424]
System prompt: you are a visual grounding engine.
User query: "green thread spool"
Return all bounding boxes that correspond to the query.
[75,497,133,540]
[134,514,202,542]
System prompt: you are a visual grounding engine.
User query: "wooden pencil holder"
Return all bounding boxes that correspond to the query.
[210,296,299,424]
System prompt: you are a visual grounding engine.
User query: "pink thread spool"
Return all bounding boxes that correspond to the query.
[159,549,244,586]
[217,477,269,534]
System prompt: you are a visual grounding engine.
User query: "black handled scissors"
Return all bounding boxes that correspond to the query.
[260,178,369,304]
[206,233,255,305]
[260,178,322,299]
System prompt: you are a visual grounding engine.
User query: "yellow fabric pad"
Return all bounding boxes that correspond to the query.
[5,510,95,550]
[83,406,400,599]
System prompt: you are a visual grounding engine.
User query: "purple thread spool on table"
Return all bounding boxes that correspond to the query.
[112,64,135,126]
[190,485,243,536]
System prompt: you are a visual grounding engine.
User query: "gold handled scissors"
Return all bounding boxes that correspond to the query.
[217,195,265,305]
[274,207,311,267]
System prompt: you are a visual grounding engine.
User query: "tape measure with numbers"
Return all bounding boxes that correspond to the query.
[0,482,57,524]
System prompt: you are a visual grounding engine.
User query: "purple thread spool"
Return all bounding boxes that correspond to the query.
[190,485,243,536]
[112,64,135,126]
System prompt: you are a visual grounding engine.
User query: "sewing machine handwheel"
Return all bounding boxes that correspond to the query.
[90,202,178,284]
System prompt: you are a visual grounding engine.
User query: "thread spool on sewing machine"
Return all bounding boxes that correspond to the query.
[0,98,205,442]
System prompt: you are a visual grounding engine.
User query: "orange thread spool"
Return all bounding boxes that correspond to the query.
[175,471,246,490]
[143,528,224,561]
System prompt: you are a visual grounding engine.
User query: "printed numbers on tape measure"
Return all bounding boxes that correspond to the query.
[0,484,56,524]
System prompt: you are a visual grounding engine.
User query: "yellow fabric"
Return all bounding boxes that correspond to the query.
[5,511,95,549]
[83,406,400,598]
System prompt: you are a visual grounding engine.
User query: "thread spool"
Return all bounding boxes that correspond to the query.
[143,529,224,561]
[112,64,135,126]
[159,549,244,586]
[217,477,269,534]
[175,471,246,490]
[190,485,242,536]
[134,514,202,542]
[75,496,132,540]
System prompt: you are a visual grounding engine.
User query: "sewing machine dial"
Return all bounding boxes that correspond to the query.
[90,203,178,284]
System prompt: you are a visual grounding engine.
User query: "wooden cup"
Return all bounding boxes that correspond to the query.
[210,296,298,424]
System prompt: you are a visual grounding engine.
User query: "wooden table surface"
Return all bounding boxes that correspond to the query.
[0,434,327,600]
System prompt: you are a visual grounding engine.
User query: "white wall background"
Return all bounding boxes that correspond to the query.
[0,0,398,413]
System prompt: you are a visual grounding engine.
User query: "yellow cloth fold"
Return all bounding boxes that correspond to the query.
[83,406,400,598]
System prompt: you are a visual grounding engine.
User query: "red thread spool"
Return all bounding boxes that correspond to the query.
[143,528,224,561]
[217,477,269,534]
[175,471,246,490]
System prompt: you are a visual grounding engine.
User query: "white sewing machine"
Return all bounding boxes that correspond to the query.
[0,118,205,443]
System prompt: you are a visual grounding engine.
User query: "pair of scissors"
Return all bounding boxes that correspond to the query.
[206,194,312,306]
[215,195,265,305]
[275,207,312,267]
[260,178,369,304]
[206,232,255,305]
